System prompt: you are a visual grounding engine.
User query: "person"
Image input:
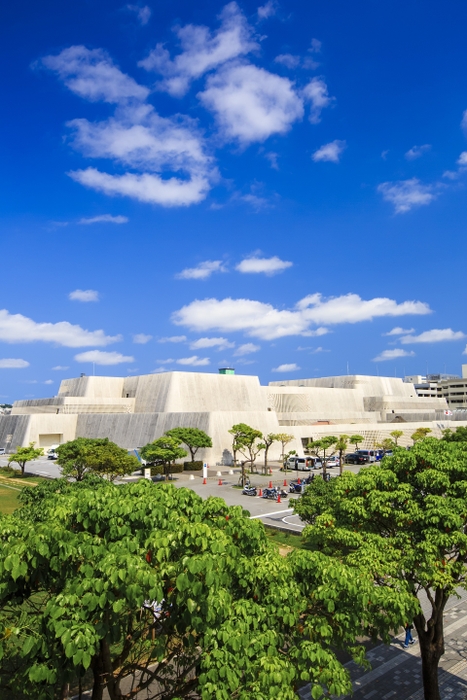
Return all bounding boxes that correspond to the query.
[404,623,416,648]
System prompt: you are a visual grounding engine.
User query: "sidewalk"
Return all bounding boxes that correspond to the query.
[299,589,467,700]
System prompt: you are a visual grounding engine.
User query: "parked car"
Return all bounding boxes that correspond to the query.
[344,453,368,465]
[325,456,340,468]
[0,448,5,455]
[286,456,314,471]
[355,450,377,463]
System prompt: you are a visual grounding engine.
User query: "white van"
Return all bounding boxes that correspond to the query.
[286,456,321,471]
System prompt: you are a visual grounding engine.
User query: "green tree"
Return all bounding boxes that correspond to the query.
[390,429,404,446]
[165,427,212,462]
[258,433,278,474]
[349,434,364,452]
[307,436,338,477]
[294,437,467,700]
[8,442,43,476]
[0,479,414,700]
[83,442,139,482]
[275,433,294,463]
[228,423,263,484]
[334,434,349,476]
[411,427,432,443]
[56,437,115,481]
[441,426,467,442]
[140,435,187,480]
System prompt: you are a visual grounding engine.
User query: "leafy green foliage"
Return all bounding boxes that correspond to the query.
[295,438,467,700]
[8,443,43,476]
[349,434,364,452]
[411,427,431,443]
[229,423,264,483]
[80,442,139,482]
[140,435,187,480]
[307,436,338,475]
[0,480,380,699]
[56,437,114,481]
[165,428,212,462]
[442,426,467,442]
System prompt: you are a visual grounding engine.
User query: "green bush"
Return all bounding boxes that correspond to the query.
[150,465,163,476]
[184,461,203,471]
[170,463,184,473]
[149,463,184,476]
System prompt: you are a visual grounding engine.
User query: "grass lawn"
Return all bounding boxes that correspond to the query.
[265,526,304,550]
[0,467,47,515]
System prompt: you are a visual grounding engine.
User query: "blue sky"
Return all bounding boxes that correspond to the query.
[2,0,467,400]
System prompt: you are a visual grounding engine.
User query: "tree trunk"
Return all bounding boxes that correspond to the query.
[91,651,106,700]
[264,445,269,474]
[21,461,26,476]
[414,591,447,700]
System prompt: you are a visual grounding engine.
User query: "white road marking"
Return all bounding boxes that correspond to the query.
[282,515,305,530]
[250,508,293,519]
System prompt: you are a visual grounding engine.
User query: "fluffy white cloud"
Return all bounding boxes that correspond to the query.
[69,289,99,302]
[234,343,260,356]
[400,329,466,344]
[78,214,128,224]
[236,255,292,275]
[127,4,151,25]
[312,139,346,163]
[190,337,234,350]
[383,326,415,336]
[373,349,415,362]
[140,3,256,96]
[199,62,304,144]
[0,359,30,368]
[158,336,187,343]
[257,1,278,20]
[44,379,54,385]
[0,309,120,347]
[457,152,467,166]
[176,356,210,366]
[74,350,134,365]
[272,363,300,372]
[176,260,227,280]
[405,144,431,160]
[274,54,300,69]
[172,293,431,340]
[133,333,152,344]
[302,78,333,124]
[377,178,437,213]
[41,46,148,103]
[52,365,69,370]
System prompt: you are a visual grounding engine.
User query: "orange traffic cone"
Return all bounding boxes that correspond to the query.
[297,477,301,485]
[203,477,207,485]
[283,479,287,487]
[218,478,223,485]
[269,468,273,475]
[269,480,272,488]
[258,488,262,497]
[277,493,281,503]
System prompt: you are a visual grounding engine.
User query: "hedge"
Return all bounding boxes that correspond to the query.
[184,461,203,471]
[150,463,184,476]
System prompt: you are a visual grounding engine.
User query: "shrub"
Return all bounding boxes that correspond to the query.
[150,465,163,476]
[184,461,203,471]
[170,463,184,473]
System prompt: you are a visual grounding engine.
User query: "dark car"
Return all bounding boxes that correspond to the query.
[344,453,368,465]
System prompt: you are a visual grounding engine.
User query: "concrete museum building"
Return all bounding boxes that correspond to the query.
[0,369,462,464]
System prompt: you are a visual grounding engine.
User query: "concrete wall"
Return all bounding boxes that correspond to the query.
[270,375,417,397]
[59,376,125,399]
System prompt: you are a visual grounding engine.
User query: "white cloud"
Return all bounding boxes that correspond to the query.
[272,363,301,372]
[176,355,210,366]
[173,293,431,341]
[309,38,322,53]
[41,46,148,103]
[312,139,346,163]
[78,214,128,224]
[156,359,175,364]
[377,178,437,214]
[257,1,278,20]
[52,366,69,370]
[157,335,187,343]
[74,350,134,365]
[274,54,300,69]
[400,328,466,344]
[127,4,151,25]
[264,151,279,169]
[0,309,120,347]
[0,359,30,369]
[190,337,234,350]
[405,144,431,160]
[69,289,99,302]
[373,349,415,362]
[302,77,333,124]
[139,2,257,97]
[199,62,304,144]
[176,260,227,280]
[383,326,415,336]
[133,333,152,344]
[236,255,292,275]
[457,152,467,166]
[461,110,467,132]
[234,343,260,356]
[44,380,54,385]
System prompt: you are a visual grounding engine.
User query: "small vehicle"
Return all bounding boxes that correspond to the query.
[344,453,367,465]
[262,487,288,500]
[355,450,377,463]
[47,450,58,460]
[0,448,5,455]
[289,474,315,493]
[325,456,340,468]
[242,485,257,496]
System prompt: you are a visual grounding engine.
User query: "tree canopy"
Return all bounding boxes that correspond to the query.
[8,442,43,476]
[294,438,467,700]
[165,428,212,462]
[56,437,137,482]
[0,478,407,700]
[140,435,187,480]
[228,423,263,482]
